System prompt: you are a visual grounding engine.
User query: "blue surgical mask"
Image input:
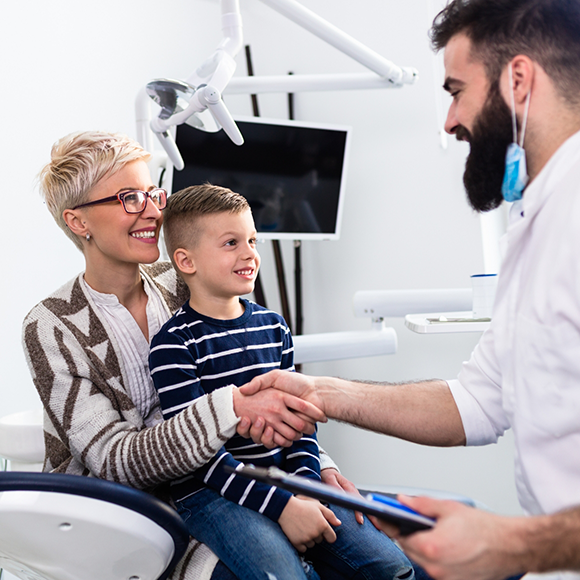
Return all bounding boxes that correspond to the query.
[502,143,528,202]
[501,64,531,202]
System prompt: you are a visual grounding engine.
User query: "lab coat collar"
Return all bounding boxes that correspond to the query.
[519,129,580,221]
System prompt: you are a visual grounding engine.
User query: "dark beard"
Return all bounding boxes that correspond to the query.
[461,82,514,212]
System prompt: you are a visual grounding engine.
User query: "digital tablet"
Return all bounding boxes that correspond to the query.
[231,465,435,535]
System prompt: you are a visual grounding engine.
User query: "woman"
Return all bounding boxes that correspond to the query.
[22,130,357,580]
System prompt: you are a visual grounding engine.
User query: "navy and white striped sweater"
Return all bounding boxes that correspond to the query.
[149,299,321,522]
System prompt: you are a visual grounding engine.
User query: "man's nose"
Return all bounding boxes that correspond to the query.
[444,103,459,135]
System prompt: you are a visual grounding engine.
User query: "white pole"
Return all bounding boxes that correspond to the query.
[258,0,407,83]
[225,71,417,94]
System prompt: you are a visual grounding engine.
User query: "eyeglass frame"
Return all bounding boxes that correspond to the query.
[71,188,167,214]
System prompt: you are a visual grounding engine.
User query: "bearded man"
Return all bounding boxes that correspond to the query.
[239,1,580,579]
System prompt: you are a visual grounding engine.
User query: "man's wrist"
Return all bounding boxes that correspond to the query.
[315,376,352,421]
[515,509,580,573]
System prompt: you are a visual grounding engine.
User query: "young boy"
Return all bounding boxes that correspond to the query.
[149,184,416,580]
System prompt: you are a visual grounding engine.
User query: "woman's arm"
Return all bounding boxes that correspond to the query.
[23,302,322,489]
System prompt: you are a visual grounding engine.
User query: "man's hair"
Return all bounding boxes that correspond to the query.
[430,0,580,105]
[39,131,150,251]
[163,183,250,265]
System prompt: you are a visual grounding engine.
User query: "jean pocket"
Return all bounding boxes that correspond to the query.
[175,501,193,524]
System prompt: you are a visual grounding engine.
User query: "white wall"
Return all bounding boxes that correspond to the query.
[0,0,520,516]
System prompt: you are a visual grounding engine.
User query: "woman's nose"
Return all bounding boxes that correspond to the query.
[141,197,163,219]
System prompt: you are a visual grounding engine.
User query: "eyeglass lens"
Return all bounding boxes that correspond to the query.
[122,189,166,213]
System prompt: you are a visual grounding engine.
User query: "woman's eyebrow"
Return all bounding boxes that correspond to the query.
[115,185,157,194]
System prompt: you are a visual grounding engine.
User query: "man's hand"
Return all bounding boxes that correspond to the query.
[371,495,526,580]
[240,370,326,414]
[233,384,326,448]
[278,495,341,552]
[321,468,364,524]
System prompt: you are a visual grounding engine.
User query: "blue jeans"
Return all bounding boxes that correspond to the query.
[179,487,415,580]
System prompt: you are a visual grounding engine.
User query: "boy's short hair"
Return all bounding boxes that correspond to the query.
[163,183,250,263]
[39,131,150,251]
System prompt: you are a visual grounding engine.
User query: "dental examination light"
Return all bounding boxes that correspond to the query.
[136,0,418,171]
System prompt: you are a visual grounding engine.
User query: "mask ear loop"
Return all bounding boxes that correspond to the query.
[508,63,518,143]
[519,90,531,148]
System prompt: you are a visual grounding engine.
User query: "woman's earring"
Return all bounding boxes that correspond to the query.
[86,233,91,241]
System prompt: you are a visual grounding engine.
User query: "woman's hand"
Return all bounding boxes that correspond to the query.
[321,468,365,524]
[233,385,326,448]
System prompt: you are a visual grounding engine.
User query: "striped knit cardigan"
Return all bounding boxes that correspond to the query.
[22,262,235,579]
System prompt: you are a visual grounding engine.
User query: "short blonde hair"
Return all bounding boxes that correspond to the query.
[163,183,250,265]
[39,131,150,250]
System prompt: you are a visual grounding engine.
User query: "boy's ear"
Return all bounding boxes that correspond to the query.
[173,248,196,275]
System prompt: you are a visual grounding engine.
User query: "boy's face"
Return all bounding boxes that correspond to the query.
[188,209,260,301]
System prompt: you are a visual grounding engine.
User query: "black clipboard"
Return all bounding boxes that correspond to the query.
[232,465,435,535]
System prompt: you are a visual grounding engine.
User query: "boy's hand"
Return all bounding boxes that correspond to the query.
[278,495,341,553]
[321,468,365,525]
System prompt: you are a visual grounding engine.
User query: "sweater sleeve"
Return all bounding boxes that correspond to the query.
[22,291,238,491]
[192,450,293,522]
[149,328,292,522]
[281,323,295,372]
[283,431,321,481]
[277,327,321,480]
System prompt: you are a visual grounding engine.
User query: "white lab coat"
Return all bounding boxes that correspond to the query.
[448,130,580,580]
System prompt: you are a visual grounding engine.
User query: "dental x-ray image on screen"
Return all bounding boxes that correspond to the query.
[169,116,350,241]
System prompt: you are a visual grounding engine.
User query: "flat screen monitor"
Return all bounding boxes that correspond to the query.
[167,115,351,241]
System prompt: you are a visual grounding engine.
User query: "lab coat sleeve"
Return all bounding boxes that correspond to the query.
[448,323,511,446]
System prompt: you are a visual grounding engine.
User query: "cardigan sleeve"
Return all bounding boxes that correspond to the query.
[22,279,239,491]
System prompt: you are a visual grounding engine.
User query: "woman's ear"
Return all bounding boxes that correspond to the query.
[63,209,89,238]
[173,248,196,276]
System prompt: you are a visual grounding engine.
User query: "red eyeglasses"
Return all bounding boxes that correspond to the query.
[72,188,167,214]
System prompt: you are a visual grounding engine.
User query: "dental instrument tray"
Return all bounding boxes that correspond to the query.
[230,465,435,535]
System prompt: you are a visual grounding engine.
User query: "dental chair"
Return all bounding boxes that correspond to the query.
[0,471,189,580]
[0,409,189,580]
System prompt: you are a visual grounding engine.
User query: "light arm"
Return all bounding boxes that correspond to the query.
[137,0,418,163]
[258,0,412,84]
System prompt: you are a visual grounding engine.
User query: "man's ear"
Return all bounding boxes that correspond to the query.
[173,248,196,276]
[62,209,89,238]
[509,55,535,105]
